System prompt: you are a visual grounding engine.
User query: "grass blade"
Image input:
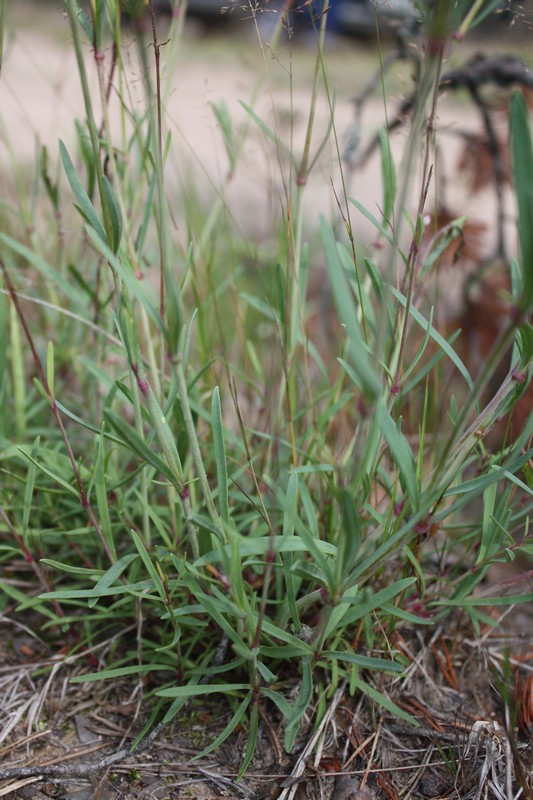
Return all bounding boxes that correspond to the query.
[59,139,106,243]
[212,386,229,524]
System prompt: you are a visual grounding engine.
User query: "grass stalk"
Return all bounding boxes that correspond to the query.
[64,0,115,250]
[1,260,116,566]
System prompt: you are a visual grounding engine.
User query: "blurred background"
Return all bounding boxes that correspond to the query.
[2,0,532,245]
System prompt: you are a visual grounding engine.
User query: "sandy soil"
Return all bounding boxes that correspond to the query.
[0,1,510,259]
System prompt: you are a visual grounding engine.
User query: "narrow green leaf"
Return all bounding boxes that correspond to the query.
[349,198,395,244]
[40,560,105,577]
[323,652,403,672]
[239,702,259,778]
[157,683,250,698]
[59,139,106,243]
[355,678,418,727]
[87,553,138,608]
[46,341,54,397]
[516,322,533,367]
[239,101,295,166]
[212,386,229,524]
[102,175,123,253]
[282,471,300,629]
[0,233,83,306]
[340,577,417,627]
[261,619,314,654]
[85,227,164,333]
[16,448,79,497]
[134,377,185,492]
[103,409,179,488]
[240,292,279,322]
[131,530,166,602]
[260,688,293,720]
[75,118,95,199]
[381,601,434,624]
[491,464,533,497]
[40,582,152,601]
[438,593,533,607]
[338,487,361,577]
[321,218,381,400]
[291,463,335,474]
[323,584,360,640]
[182,579,252,655]
[390,287,474,391]
[192,691,252,760]
[22,436,39,542]
[195,535,336,566]
[285,657,313,751]
[72,664,173,683]
[478,483,497,563]
[1,581,60,621]
[93,429,116,560]
[70,0,94,41]
[510,91,533,310]
[378,402,419,508]
[210,100,236,172]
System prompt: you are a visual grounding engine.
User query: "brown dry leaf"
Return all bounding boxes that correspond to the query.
[517,673,533,732]
[460,260,512,363]
[456,129,510,194]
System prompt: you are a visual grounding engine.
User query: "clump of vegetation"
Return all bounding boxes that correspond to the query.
[0,0,532,795]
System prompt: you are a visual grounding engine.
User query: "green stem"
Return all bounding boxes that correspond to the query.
[64,0,113,247]
[175,362,227,545]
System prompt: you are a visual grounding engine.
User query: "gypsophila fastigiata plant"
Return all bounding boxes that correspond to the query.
[0,0,531,779]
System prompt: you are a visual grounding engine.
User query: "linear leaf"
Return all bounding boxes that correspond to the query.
[510,91,533,310]
[321,218,381,400]
[390,287,474,391]
[72,664,173,683]
[212,386,229,524]
[59,139,106,242]
[355,678,418,727]
[378,402,419,508]
[323,652,404,672]
[157,683,250,698]
[239,101,295,166]
[87,553,138,608]
[131,530,166,601]
[102,175,123,253]
[103,409,178,487]
[192,691,252,760]
[340,577,417,626]
[0,234,82,305]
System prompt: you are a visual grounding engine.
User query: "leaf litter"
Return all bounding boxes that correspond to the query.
[1,601,532,799]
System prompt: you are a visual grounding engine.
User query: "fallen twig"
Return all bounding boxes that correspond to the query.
[0,633,231,785]
[0,721,164,781]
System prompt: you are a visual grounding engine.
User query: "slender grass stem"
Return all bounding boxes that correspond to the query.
[64,0,114,248]
[1,260,116,566]
[175,361,227,545]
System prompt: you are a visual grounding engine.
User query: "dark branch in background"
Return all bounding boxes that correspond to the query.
[344,52,533,264]
[440,53,533,92]
[347,53,533,172]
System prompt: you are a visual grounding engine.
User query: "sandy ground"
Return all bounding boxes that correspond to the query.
[0,1,514,262]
